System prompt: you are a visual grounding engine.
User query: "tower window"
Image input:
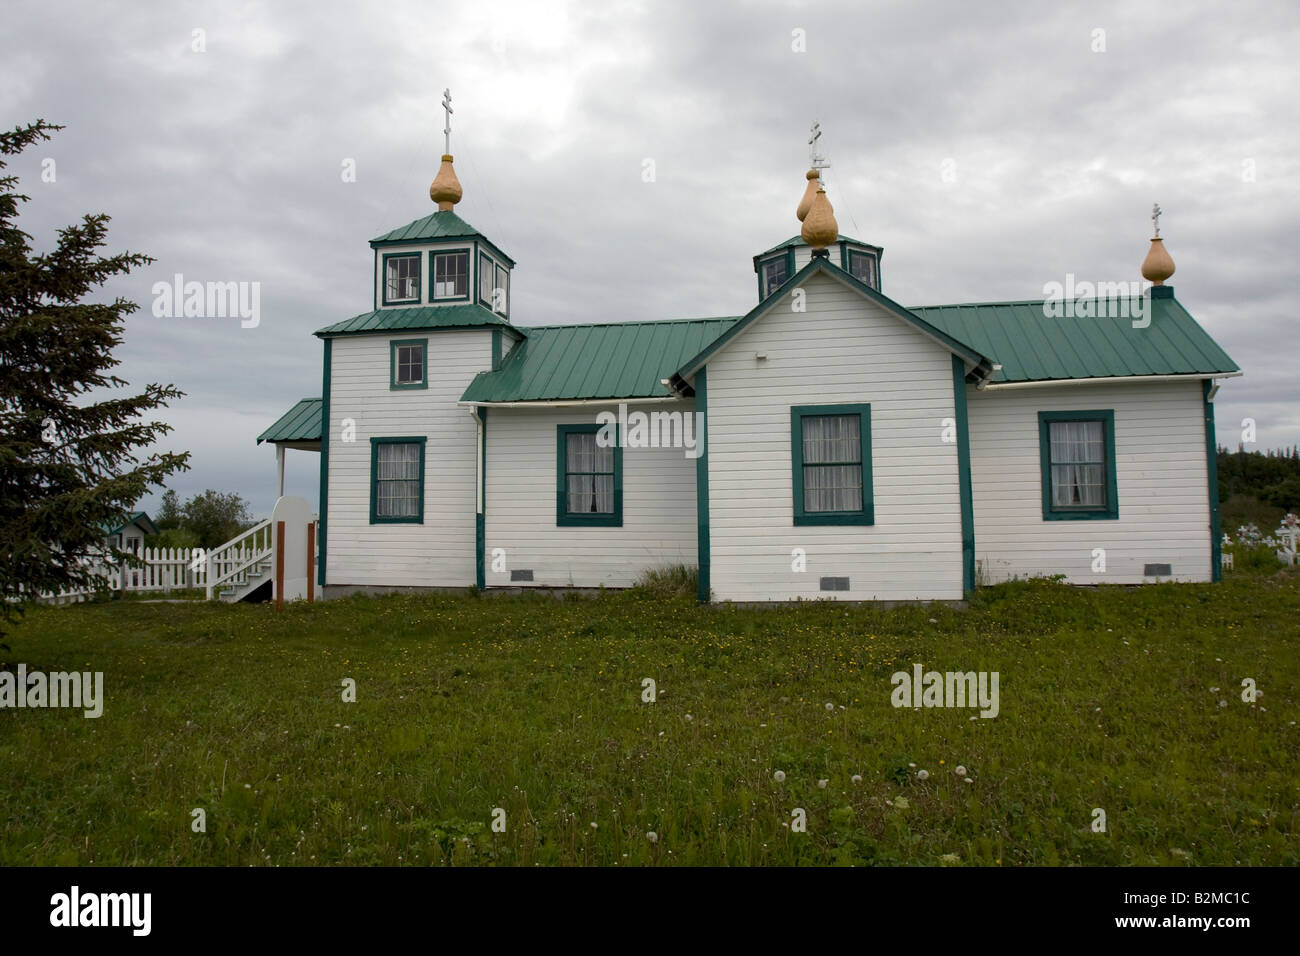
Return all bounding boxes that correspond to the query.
[847,250,878,289]
[479,251,495,307]
[383,253,420,305]
[390,338,428,390]
[494,263,509,316]
[760,255,789,298]
[432,251,469,300]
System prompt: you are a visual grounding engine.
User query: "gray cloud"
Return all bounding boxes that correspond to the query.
[3,0,1296,518]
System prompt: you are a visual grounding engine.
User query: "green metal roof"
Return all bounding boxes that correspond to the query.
[315,304,516,337]
[370,210,515,264]
[759,234,881,256]
[461,318,741,403]
[910,295,1240,385]
[257,398,322,444]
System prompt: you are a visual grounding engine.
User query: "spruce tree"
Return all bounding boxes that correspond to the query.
[0,120,189,631]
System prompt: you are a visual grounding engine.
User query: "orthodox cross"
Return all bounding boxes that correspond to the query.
[442,88,454,154]
[808,121,830,182]
[1151,202,1162,238]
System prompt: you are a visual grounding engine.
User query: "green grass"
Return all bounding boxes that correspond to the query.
[2,568,1298,866]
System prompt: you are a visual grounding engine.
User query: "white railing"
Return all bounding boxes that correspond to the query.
[205,518,274,600]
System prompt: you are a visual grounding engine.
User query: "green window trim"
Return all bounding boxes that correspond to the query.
[791,403,874,526]
[428,248,471,302]
[389,338,428,390]
[556,423,623,527]
[369,436,426,525]
[1038,410,1119,520]
[381,252,421,306]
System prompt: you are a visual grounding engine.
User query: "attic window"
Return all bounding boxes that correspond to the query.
[760,255,789,298]
[847,250,878,289]
[383,253,420,305]
[432,251,469,300]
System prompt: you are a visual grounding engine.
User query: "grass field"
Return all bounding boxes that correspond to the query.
[1,565,1298,866]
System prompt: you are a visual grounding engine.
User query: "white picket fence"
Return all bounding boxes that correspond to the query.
[25,547,217,604]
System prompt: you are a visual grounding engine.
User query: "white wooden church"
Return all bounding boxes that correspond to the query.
[258,112,1239,603]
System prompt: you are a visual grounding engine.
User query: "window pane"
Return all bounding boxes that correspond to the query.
[479,253,493,304]
[1048,420,1106,508]
[386,256,419,301]
[377,443,420,517]
[764,258,787,295]
[803,415,860,464]
[849,252,875,286]
[565,432,615,515]
[434,252,468,298]
[805,464,863,513]
[494,264,508,314]
[396,344,423,384]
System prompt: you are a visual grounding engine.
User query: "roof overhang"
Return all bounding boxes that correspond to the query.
[977,370,1244,391]
[458,396,686,409]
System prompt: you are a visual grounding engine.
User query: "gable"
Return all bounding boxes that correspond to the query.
[675,257,990,385]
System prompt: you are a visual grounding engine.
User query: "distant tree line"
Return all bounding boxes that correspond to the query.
[150,489,253,550]
[1217,446,1300,511]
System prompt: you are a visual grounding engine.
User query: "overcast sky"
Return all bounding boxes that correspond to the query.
[3,0,1297,517]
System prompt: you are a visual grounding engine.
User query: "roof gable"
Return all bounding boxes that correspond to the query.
[676,256,990,383]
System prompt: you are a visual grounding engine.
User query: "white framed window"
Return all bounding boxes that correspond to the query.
[479,251,495,306]
[847,250,877,289]
[761,255,789,298]
[384,254,420,304]
[493,263,509,315]
[432,251,469,300]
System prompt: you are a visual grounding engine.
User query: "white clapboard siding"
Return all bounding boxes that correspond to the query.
[485,403,699,587]
[326,329,492,587]
[967,378,1211,583]
[705,271,964,602]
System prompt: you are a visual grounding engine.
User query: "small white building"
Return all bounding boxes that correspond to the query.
[259,141,1239,603]
[103,512,157,557]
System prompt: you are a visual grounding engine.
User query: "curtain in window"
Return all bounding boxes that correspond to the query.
[566,432,614,514]
[1049,420,1106,507]
[377,443,421,517]
[803,414,863,513]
